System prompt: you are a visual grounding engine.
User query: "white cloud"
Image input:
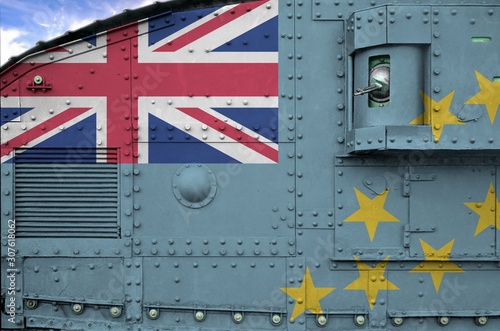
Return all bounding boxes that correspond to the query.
[68,18,95,32]
[135,0,160,9]
[66,0,159,33]
[0,28,31,66]
[0,0,162,66]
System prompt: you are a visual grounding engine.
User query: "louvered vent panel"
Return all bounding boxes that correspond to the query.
[13,148,118,163]
[14,162,119,238]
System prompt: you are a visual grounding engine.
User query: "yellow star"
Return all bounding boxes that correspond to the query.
[280,267,335,321]
[464,183,500,236]
[410,239,464,292]
[410,91,463,143]
[344,188,399,242]
[465,70,500,124]
[344,257,399,310]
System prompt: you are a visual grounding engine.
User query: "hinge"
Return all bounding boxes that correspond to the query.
[403,224,437,248]
[26,75,52,93]
[403,169,436,197]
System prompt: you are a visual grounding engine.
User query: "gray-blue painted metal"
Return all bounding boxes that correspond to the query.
[1,0,500,330]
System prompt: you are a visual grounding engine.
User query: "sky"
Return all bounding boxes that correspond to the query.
[0,0,160,66]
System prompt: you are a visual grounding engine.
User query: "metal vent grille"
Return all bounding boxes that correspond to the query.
[13,148,118,163]
[14,160,119,238]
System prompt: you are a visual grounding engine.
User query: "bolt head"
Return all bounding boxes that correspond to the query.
[392,317,404,326]
[26,300,38,309]
[316,315,327,326]
[438,316,449,325]
[355,315,366,326]
[271,314,282,325]
[33,75,43,85]
[110,306,121,317]
[476,316,488,326]
[233,312,243,323]
[195,311,205,321]
[148,308,159,319]
[72,303,83,314]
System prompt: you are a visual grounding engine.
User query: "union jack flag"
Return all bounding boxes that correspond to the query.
[0,0,278,164]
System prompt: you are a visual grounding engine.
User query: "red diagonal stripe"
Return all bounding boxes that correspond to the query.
[1,108,91,157]
[154,1,266,52]
[177,107,278,163]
